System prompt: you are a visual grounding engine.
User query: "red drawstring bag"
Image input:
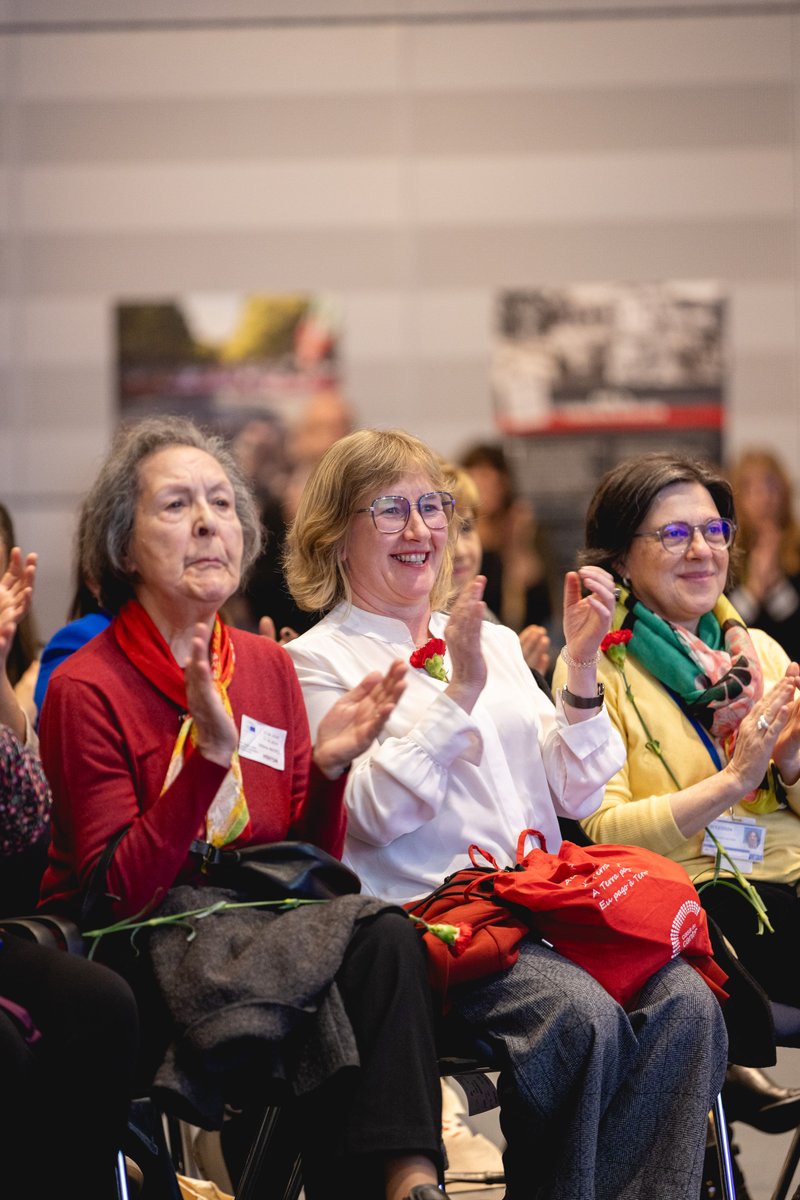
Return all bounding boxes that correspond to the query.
[491,829,728,1008]
[405,847,530,1008]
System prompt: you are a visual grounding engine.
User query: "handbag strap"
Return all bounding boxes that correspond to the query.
[468,844,501,871]
[515,828,547,863]
[79,823,132,928]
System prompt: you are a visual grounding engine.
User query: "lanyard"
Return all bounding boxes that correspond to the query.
[665,687,723,771]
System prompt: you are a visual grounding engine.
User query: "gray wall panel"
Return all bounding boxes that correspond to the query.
[18,229,410,292]
[414,219,795,286]
[412,83,793,154]
[17,94,403,163]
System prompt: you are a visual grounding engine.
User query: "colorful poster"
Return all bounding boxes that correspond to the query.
[116,292,342,435]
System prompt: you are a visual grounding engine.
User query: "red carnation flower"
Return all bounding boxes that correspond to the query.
[600,628,632,667]
[410,637,448,682]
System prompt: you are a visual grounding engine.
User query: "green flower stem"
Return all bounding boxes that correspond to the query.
[608,659,772,937]
[696,828,773,935]
[620,674,682,790]
[82,897,323,959]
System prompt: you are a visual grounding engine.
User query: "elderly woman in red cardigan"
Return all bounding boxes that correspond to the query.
[38,415,448,1200]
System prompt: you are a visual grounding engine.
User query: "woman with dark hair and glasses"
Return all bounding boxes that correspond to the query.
[555,452,800,1137]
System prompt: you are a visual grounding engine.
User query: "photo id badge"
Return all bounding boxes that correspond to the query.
[702,816,765,874]
[239,715,287,771]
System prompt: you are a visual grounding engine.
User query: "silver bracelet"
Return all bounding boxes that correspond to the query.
[560,646,599,670]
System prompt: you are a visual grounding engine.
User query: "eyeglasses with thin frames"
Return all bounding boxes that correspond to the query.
[355,491,456,534]
[631,517,736,555]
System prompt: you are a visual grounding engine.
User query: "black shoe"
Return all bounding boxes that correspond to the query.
[405,1188,449,1200]
[723,1064,800,1134]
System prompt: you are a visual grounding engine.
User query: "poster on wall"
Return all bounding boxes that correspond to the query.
[491,280,725,436]
[116,291,342,440]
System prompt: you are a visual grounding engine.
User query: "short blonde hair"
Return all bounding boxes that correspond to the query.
[285,428,456,613]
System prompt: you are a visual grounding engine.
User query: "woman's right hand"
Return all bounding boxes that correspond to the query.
[445,575,487,714]
[183,621,237,767]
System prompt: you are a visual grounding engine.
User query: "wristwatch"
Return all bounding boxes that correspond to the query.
[560,683,605,709]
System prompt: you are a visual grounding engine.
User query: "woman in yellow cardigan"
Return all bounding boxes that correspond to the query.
[554,451,800,1137]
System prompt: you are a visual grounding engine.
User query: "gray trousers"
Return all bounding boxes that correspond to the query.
[450,942,728,1200]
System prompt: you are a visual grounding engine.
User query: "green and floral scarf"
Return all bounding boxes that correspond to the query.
[611,585,784,814]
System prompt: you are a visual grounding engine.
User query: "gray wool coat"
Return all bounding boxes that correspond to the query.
[144,884,398,1128]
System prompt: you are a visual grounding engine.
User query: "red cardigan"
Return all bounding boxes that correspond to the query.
[38,624,346,920]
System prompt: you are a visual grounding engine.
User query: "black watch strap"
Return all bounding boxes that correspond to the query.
[561,683,605,709]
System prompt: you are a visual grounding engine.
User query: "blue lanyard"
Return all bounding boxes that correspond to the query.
[665,687,723,771]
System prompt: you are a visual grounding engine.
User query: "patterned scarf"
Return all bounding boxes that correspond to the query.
[114,599,250,845]
[612,585,784,813]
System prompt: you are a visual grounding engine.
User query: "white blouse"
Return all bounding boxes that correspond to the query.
[287,604,625,904]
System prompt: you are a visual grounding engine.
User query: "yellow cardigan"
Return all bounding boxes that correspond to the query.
[553,627,800,887]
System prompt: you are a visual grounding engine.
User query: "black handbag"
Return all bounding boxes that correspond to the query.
[188,838,362,901]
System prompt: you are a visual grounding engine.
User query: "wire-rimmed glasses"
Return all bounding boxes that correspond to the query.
[631,517,736,554]
[355,491,456,534]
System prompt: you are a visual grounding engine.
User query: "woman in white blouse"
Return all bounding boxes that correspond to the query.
[284,428,729,1200]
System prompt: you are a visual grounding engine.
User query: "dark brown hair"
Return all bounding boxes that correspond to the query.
[580,452,737,579]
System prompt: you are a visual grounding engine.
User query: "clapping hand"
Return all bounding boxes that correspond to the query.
[519,623,551,676]
[183,621,237,767]
[0,548,37,671]
[769,662,800,786]
[444,575,487,714]
[561,567,617,664]
[313,660,407,779]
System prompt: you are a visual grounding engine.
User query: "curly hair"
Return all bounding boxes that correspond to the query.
[81,416,263,615]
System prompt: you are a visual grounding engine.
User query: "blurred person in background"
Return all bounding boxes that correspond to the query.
[442,460,551,682]
[727,449,800,664]
[459,442,554,639]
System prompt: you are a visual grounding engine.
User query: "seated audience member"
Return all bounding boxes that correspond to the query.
[562,452,800,1144]
[33,503,111,722]
[0,541,138,1200]
[726,448,800,663]
[459,442,554,636]
[0,503,41,728]
[37,416,452,1200]
[284,428,729,1200]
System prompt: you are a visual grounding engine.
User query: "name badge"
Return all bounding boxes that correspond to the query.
[702,816,765,874]
[239,715,287,771]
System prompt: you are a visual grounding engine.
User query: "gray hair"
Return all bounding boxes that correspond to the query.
[81,416,263,615]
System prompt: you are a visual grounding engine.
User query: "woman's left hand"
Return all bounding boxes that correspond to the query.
[313,659,407,780]
[771,662,800,785]
[561,567,617,663]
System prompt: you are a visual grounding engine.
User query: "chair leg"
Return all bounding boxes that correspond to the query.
[115,1149,131,1200]
[771,1125,800,1200]
[711,1093,737,1200]
[234,1104,302,1200]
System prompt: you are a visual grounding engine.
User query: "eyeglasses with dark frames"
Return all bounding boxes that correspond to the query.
[631,517,736,555]
[355,491,456,534]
